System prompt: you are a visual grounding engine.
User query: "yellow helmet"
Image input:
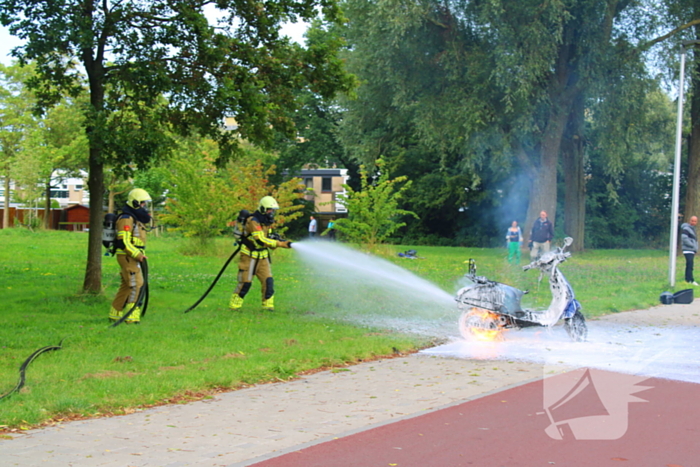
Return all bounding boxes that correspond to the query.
[127,188,152,209]
[259,196,279,211]
[258,196,279,224]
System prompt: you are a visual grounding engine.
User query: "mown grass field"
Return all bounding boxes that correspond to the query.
[0,229,680,431]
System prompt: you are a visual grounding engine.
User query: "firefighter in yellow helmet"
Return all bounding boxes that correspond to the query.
[229,196,292,311]
[109,188,152,323]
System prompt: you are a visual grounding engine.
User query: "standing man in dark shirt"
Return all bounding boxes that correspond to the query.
[681,216,698,286]
[530,210,554,260]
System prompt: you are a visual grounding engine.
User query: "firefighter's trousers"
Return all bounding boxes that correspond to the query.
[234,254,274,302]
[112,255,144,311]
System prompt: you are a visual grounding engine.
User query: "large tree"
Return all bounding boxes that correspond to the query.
[470,0,667,250]
[338,0,496,242]
[0,0,354,293]
[339,0,698,249]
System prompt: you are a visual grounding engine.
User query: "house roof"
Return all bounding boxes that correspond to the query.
[300,169,346,177]
[64,204,89,211]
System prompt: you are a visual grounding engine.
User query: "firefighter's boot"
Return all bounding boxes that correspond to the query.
[108,306,123,322]
[124,303,141,324]
[262,296,275,311]
[229,294,244,310]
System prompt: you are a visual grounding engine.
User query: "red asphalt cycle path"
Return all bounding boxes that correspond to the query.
[250,370,700,467]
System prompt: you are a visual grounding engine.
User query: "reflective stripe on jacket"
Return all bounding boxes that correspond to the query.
[116,215,146,259]
[240,216,282,259]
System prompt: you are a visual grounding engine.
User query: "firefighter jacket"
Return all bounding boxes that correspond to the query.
[240,213,283,259]
[115,214,147,260]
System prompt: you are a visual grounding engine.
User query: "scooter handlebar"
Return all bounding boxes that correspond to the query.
[525,248,572,268]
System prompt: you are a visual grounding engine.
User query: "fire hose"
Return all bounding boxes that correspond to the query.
[183,233,290,313]
[0,340,65,401]
[183,245,241,313]
[2,259,150,402]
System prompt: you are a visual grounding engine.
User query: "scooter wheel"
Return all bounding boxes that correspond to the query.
[564,310,587,342]
[459,308,503,341]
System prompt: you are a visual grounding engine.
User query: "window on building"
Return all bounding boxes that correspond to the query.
[50,190,69,198]
[322,177,332,192]
[75,185,83,190]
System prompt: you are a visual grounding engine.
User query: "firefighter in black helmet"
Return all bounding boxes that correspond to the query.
[109,188,152,323]
[230,196,291,311]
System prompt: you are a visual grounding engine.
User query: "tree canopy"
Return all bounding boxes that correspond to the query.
[3,0,700,254]
[331,0,698,249]
[0,0,355,292]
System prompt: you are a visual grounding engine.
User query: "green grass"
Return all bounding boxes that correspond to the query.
[0,230,682,430]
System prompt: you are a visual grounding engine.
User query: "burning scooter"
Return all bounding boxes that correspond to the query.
[455,237,587,342]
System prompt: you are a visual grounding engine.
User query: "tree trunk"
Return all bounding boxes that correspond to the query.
[525,112,564,243]
[524,39,577,243]
[2,172,9,228]
[108,189,116,214]
[44,179,52,229]
[82,49,107,294]
[524,98,574,242]
[562,93,586,252]
[82,149,104,293]
[684,44,700,223]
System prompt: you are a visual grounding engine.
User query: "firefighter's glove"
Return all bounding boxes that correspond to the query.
[278,240,292,249]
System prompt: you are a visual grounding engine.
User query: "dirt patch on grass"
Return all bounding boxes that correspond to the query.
[81,370,139,380]
[221,353,247,359]
[158,365,186,371]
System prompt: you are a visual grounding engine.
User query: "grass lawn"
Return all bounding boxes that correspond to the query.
[0,229,680,431]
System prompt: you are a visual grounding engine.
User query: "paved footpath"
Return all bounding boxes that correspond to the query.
[2,301,700,467]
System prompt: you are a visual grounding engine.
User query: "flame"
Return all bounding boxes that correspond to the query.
[471,327,501,341]
[467,308,503,342]
[471,309,496,319]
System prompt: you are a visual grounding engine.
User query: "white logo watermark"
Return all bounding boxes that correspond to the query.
[543,367,652,440]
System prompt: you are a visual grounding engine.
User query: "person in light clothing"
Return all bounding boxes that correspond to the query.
[308,216,317,238]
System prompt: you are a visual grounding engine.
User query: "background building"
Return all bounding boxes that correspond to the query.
[300,167,348,233]
[301,168,348,214]
[48,173,90,207]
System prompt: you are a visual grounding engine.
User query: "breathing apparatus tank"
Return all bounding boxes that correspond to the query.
[102,212,118,255]
[232,209,250,245]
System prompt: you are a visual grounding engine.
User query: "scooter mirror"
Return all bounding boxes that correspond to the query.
[563,237,573,247]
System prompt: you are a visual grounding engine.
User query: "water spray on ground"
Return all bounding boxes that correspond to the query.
[291,241,458,337]
[424,319,700,385]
